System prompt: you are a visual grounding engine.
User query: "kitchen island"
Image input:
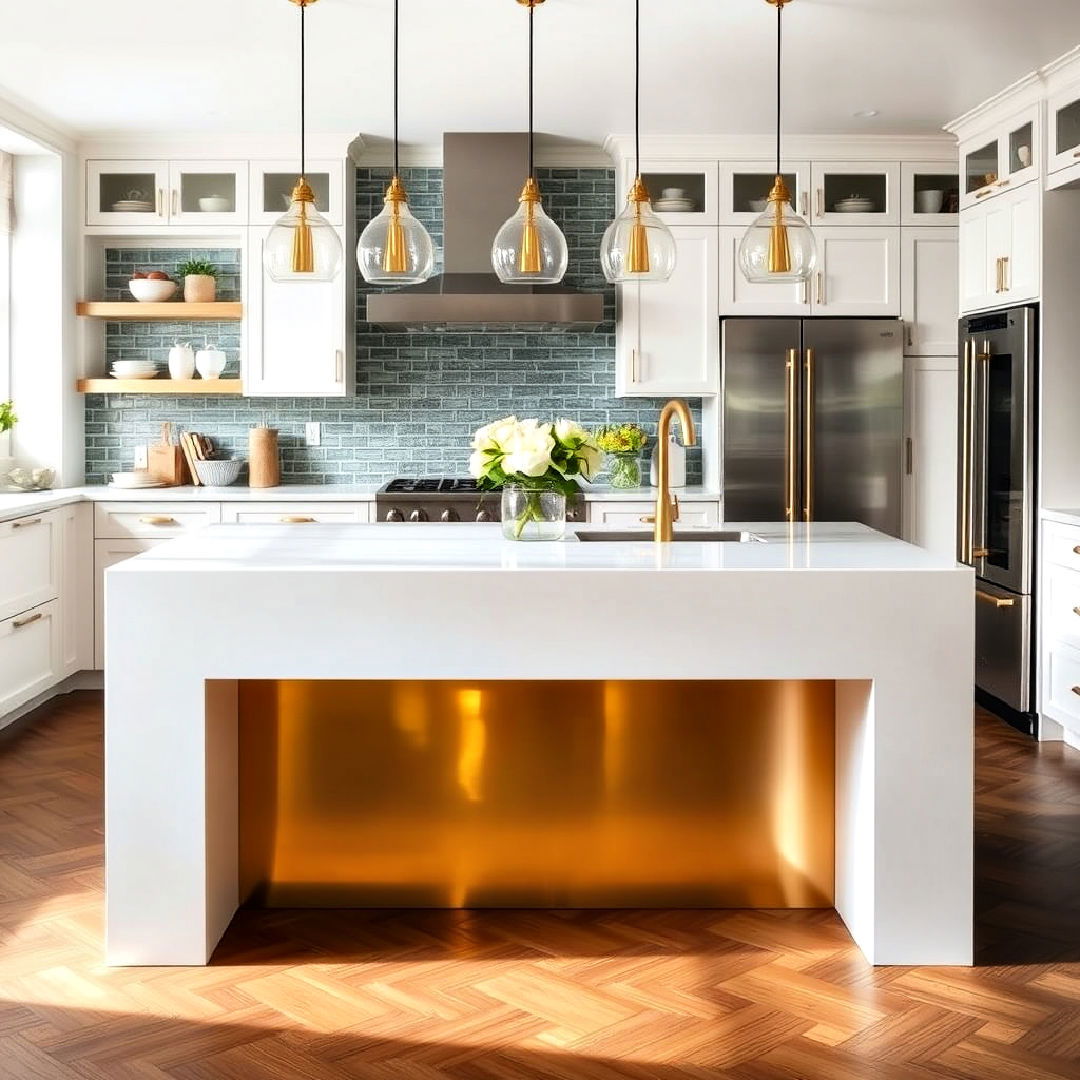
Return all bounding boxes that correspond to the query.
[105,521,973,967]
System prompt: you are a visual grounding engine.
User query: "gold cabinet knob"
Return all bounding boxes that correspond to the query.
[139,515,176,525]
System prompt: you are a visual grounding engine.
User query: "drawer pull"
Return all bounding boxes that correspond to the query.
[280,515,316,523]
[972,547,990,558]
[1073,607,1080,617]
[139,515,176,526]
[975,589,1015,608]
[12,517,42,529]
[1072,687,1080,697]
[12,612,43,629]
[1072,545,1080,555]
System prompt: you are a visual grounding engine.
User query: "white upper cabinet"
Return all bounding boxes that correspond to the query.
[86,160,170,226]
[167,161,248,225]
[249,159,345,226]
[960,183,1040,314]
[718,161,812,225]
[810,162,900,226]
[901,162,961,227]
[244,226,351,397]
[622,161,718,226]
[901,229,959,356]
[960,106,1040,210]
[812,228,901,316]
[617,226,719,397]
[1047,84,1080,183]
[718,226,810,316]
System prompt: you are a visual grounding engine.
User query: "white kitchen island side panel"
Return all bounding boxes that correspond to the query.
[104,523,973,967]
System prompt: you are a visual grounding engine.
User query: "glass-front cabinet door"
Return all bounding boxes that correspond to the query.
[962,137,1001,210]
[810,162,900,225]
[1000,111,1038,191]
[1049,86,1080,176]
[86,160,169,226]
[624,161,717,226]
[900,162,960,226]
[249,159,345,226]
[167,161,248,225]
[961,107,1039,210]
[718,161,811,225]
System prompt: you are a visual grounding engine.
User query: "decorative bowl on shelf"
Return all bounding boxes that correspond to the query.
[192,458,243,486]
[5,466,55,492]
[128,278,178,302]
[748,198,769,212]
[198,196,230,212]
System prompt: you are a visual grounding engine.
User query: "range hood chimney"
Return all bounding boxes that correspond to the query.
[365,133,605,332]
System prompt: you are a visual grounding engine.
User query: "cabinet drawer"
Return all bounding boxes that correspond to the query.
[1044,565,1080,649]
[1044,640,1080,726]
[94,539,167,669]
[587,500,719,527]
[219,502,372,524]
[0,512,60,622]
[0,599,60,719]
[1042,521,1080,571]
[95,502,221,539]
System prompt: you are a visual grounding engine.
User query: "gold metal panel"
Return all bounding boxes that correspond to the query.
[239,680,835,909]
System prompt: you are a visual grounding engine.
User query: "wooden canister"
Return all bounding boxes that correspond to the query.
[248,427,280,488]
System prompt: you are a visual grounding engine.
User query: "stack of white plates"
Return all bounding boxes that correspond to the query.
[110,360,158,380]
[654,197,696,212]
[833,197,876,213]
[109,471,166,490]
[111,199,154,212]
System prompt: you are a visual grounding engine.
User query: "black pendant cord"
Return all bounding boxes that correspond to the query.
[528,1,535,179]
[634,0,640,179]
[775,0,782,177]
[393,0,400,177]
[300,0,307,178]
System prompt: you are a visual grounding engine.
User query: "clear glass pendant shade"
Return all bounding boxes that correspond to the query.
[264,181,342,283]
[737,177,817,284]
[491,178,568,285]
[600,179,677,283]
[357,176,435,285]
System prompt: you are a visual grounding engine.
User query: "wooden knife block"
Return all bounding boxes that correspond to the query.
[148,444,187,486]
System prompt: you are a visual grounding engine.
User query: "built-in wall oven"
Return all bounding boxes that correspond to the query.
[958,306,1037,731]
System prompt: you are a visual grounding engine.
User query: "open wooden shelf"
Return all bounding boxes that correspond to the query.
[76,378,243,395]
[75,302,243,320]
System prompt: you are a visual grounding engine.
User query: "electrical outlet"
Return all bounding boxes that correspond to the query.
[304,422,321,447]
[134,445,149,469]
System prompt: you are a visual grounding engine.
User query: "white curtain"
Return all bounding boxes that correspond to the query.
[0,152,13,234]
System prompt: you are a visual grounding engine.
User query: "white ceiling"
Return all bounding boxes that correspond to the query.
[3,0,1080,144]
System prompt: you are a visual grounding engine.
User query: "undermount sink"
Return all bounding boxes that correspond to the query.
[573,530,763,543]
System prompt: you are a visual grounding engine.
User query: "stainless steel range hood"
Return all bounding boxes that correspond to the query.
[365,133,605,332]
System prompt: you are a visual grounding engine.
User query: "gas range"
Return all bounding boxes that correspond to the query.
[376,478,583,523]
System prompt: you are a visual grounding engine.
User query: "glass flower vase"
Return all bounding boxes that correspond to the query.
[500,483,566,542]
[608,452,642,489]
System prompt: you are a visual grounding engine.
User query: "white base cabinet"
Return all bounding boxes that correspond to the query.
[219,503,372,524]
[0,512,60,623]
[1040,518,1080,743]
[0,600,61,719]
[586,500,719,527]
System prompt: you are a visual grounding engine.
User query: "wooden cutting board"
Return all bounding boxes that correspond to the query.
[148,422,187,486]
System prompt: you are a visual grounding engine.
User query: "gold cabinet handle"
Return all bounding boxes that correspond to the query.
[1072,686,1080,697]
[994,257,1002,294]
[280,515,316,523]
[803,348,815,522]
[156,188,163,216]
[1072,545,1080,555]
[12,517,42,529]
[816,272,825,306]
[335,349,344,383]
[1001,256,1009,292]
[972,547,990,558]
[1071,606,1080,617]
[12,612,43,629]
[975,589,1015,608]
[816,187,824,218]
[975,187,995,199]
[139,515,176,525]
[785,349,798,523]
[1073,148,1080,159]
[631,348,639,383]
[672,493,681,524]
[995,178,1011,188]
[172,188,178,216]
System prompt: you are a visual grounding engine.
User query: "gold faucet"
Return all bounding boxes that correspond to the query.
[642,399,697,542]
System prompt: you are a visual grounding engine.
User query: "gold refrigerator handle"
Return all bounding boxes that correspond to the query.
[803,348,815,522]
[785,349,798,523]
[958,338,973,564]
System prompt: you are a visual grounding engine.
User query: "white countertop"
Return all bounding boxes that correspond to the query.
[111,520,963,575]
[0,483,720,523]
[1043,508,1080,527]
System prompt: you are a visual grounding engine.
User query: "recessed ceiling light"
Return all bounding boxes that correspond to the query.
[853,109,880,119]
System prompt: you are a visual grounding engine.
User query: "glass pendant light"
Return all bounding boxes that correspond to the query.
[491,0,568,285]
[264,0,342,283]
[738,0,816,284]
[599,0,676,283]
[356,0,435,285]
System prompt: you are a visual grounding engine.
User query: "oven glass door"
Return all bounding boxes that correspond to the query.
[971,327,1032,594]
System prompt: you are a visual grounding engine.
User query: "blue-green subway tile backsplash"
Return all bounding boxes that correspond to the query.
[83,169,702,486]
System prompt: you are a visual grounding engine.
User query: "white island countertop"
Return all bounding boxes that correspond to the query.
[105,521,974,970]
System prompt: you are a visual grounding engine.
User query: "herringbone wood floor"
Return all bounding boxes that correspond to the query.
[2,693,1079,1079]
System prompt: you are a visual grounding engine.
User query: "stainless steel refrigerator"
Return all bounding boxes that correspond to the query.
[958,306,1037,726]
[722,319,905,535]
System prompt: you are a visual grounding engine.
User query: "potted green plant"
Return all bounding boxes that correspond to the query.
[0,400,17,479]
[176,258,219,303]
[594,423,649,489]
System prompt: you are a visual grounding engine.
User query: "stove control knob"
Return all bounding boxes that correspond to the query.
[384,508,404,522]
[476,509,493,522]
[409,509,428,523]
[441,508,459,522]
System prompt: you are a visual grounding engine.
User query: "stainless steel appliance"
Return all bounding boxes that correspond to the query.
[958,306,1037,726]
[721,318,904,535]
[376,477,584,523]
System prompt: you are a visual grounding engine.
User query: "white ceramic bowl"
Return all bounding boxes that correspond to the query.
[128,278,178,302]
[749,198,769,212]
[198,196,230,212]
[193,458,243,487]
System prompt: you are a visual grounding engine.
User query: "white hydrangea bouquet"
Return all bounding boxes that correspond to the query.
[469,416,602,539]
